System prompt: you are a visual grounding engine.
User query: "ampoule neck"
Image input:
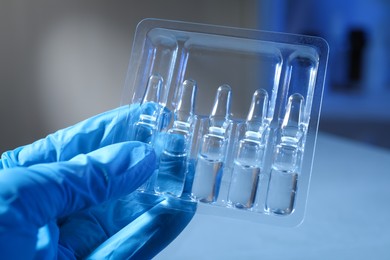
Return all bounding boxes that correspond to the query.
[244,130,263,141]
[280,127,304,145]
[208,125,228,137]
[172,120,191,132]
[273,143,299,172]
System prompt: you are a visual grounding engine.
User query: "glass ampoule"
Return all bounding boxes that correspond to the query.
[228,89,269,209]
[265,93,305,215]
[155,79,197,197]
[191,84,232,203]
[133,74,163,192]
[133,74,163,144]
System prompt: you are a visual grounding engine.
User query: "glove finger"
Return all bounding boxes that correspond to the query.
[0,141,155,231]
[0,105,141,168]
[58,161,196,259]
[57,192,164,258]
[84,193,196,260]
[34,221,60,259]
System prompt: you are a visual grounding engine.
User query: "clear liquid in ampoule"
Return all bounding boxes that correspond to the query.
[229,160,260,208]
[265,93,304,215]
[156,146,187,196]
[191,85,231,203]
[266,167,298,215]
[191,153,224,203]
[228,89,269,209]
[155,130,189,196]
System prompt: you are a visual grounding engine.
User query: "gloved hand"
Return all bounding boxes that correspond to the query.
[0,104,196,259]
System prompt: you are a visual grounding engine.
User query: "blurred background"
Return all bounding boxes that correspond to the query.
[0,0,389,152]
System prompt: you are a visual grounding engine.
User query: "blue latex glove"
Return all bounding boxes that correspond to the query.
[0,104,196,259]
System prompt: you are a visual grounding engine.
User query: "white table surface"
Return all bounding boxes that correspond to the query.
[155,132,390,260]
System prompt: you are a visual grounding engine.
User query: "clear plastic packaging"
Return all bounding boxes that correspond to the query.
[117,18,329,226]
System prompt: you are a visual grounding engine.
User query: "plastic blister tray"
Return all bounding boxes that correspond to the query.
[118,18,328,227]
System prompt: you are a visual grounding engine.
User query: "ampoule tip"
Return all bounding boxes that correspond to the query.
[210,84,232,128]
[142,74,163,103]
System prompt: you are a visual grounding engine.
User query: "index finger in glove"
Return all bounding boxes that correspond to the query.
[0,105,141,168]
